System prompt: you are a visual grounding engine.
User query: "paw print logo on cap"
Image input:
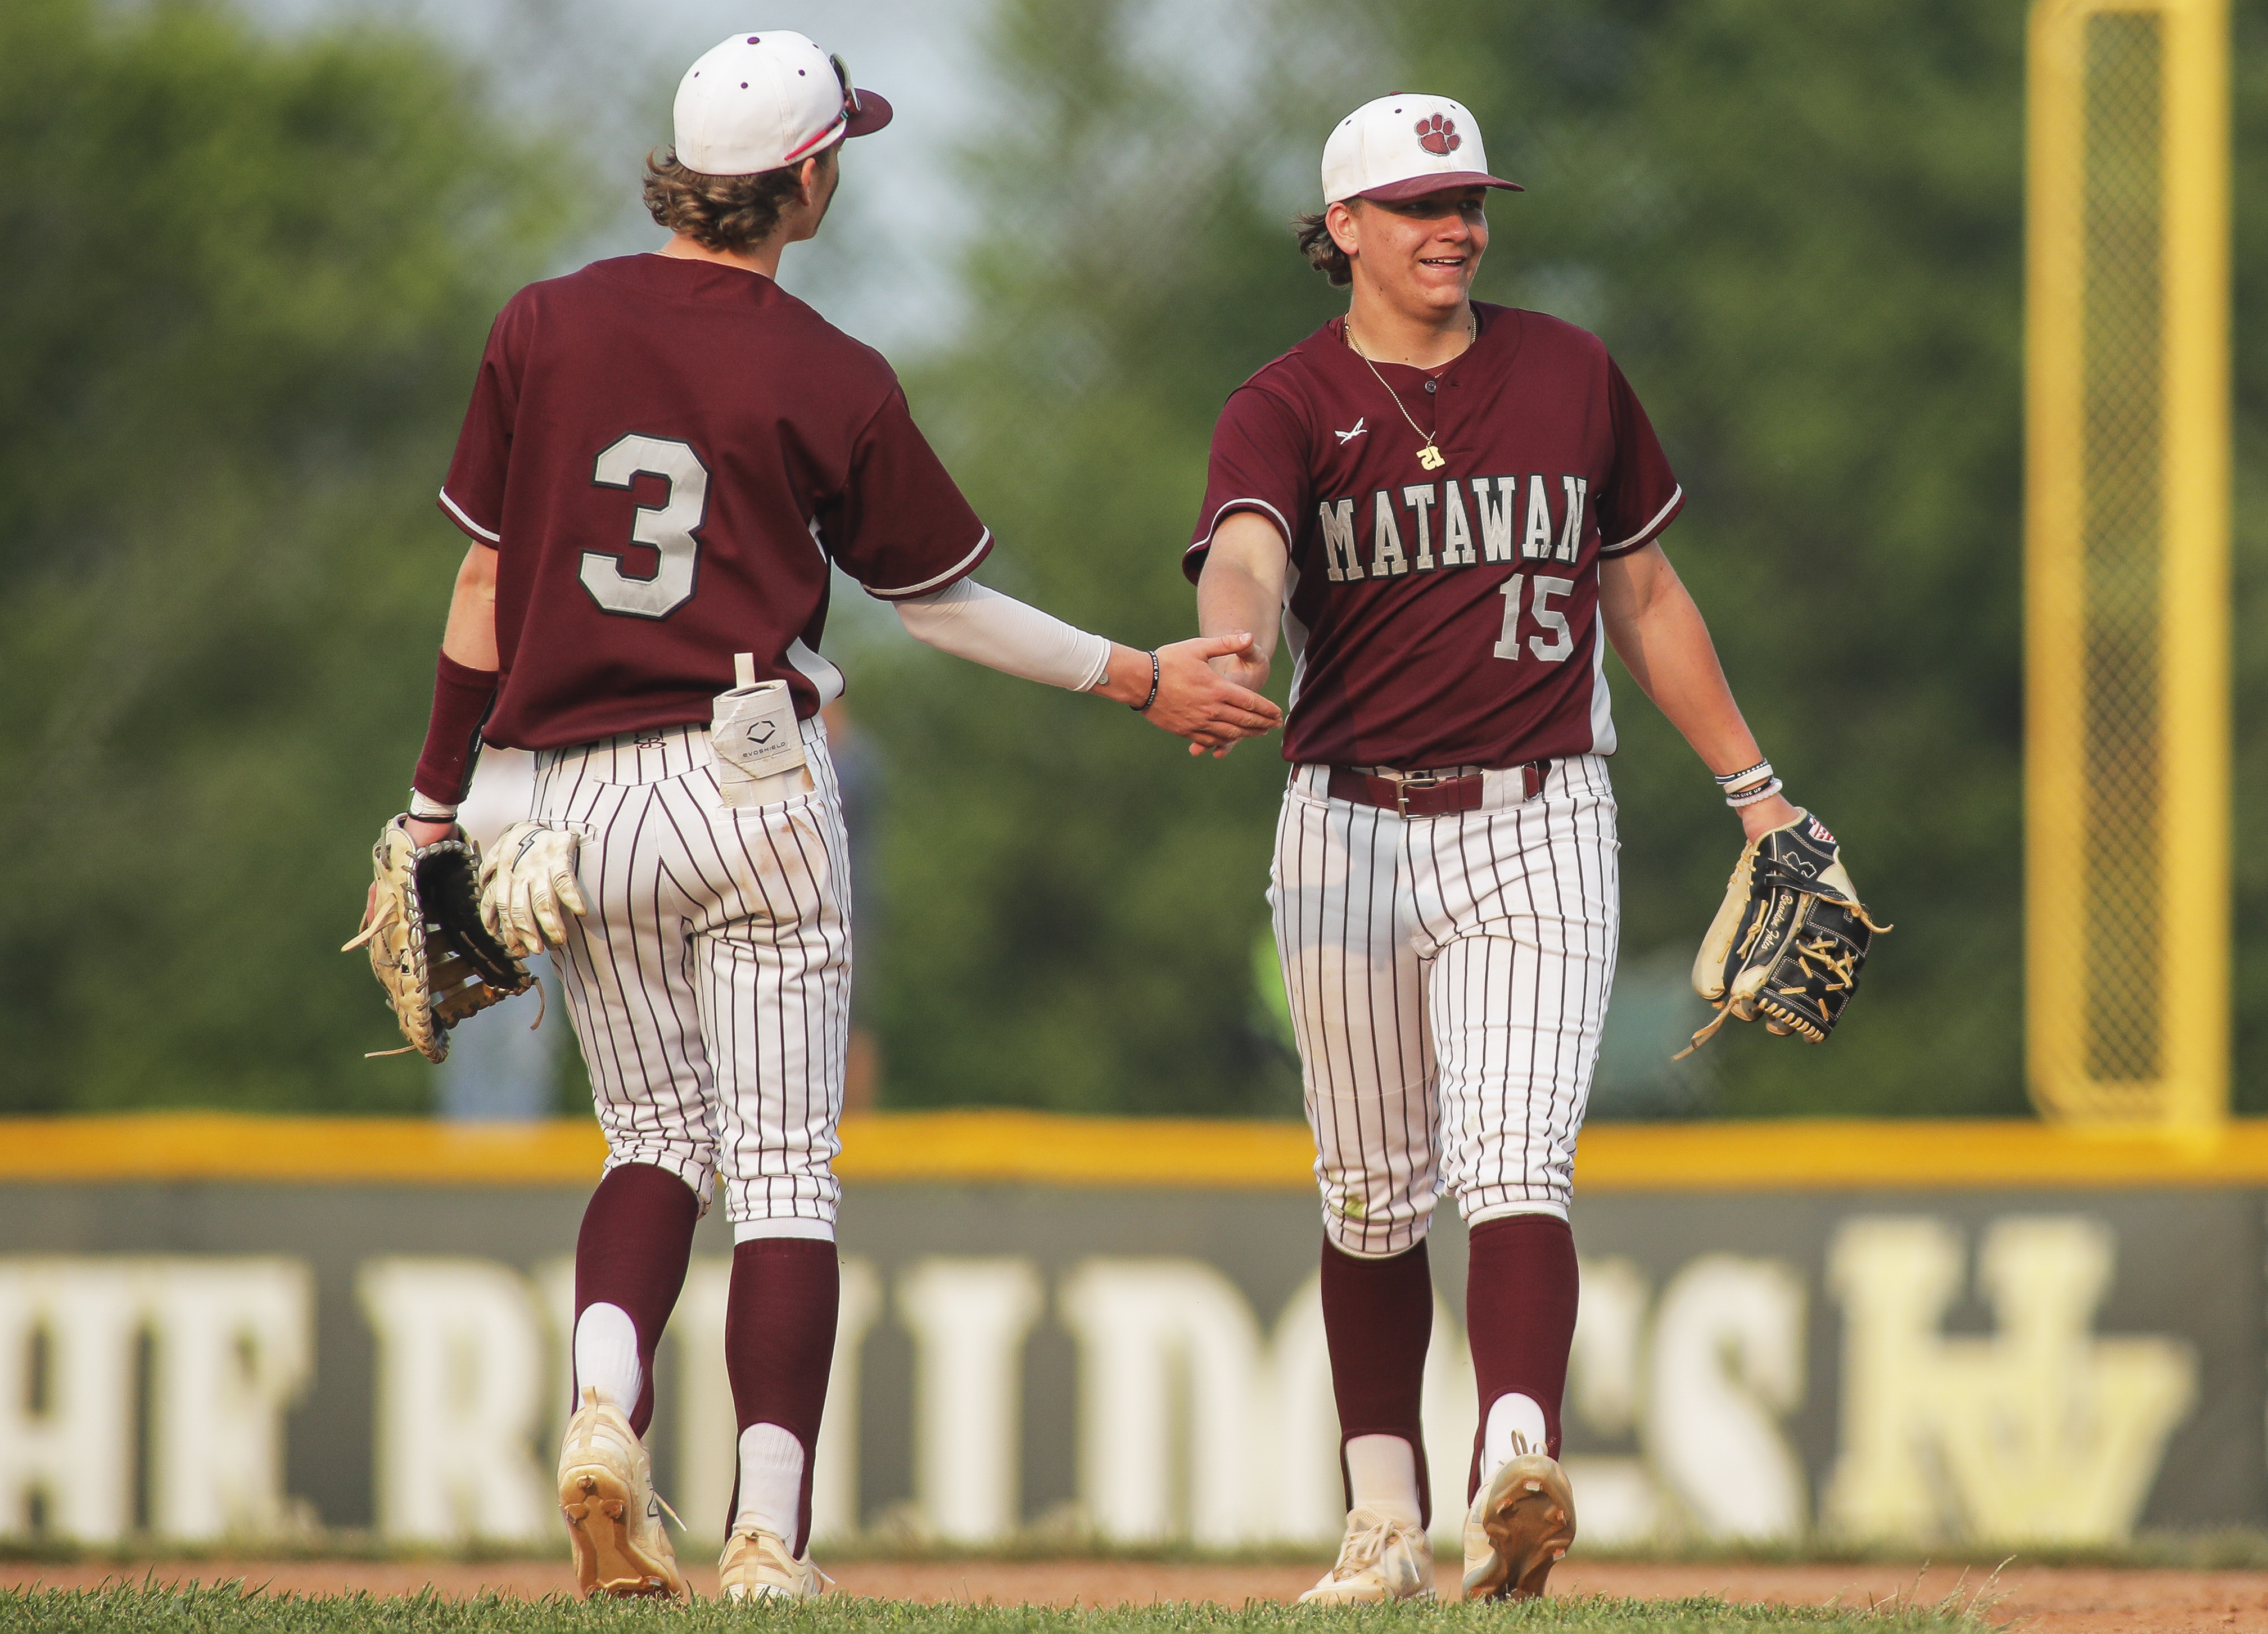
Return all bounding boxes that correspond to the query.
[1415,112,1462,156]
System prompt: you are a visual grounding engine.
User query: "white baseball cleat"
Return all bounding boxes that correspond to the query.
[556,1387,688,1600]
[718,1525,826,1600]
[1296,1507,1435,1604]
[1461,1451,1576,1602]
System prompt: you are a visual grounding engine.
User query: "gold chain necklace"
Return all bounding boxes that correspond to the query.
[1345,311,1475,472]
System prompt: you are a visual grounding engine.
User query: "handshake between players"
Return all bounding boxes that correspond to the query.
[1079,629,1283,759]
[344,25,1884,1611]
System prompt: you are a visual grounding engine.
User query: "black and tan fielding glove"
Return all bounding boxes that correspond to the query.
[344,815,534,1063]
[1677,809,1889,1059]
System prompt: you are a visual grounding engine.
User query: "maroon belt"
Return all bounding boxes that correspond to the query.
[1326,761,1549,816]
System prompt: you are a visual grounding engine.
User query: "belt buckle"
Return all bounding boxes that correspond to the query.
[1391,770,1442,818]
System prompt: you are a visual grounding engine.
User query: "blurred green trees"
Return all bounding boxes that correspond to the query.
[854,2,1361,1117]
[865,0,2266,1119]
[0,0,579,1111]
[6,0,2261,1121]
[1399,0,2036,1117]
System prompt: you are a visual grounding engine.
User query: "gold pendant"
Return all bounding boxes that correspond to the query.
[1417,443,1445,471]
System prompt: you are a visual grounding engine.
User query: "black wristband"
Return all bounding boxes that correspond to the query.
[1131,650,1160,714]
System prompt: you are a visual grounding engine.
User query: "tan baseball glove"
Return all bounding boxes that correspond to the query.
[344,815,534,1062]
[479,821,590,958]
[1677,809,1889,1058]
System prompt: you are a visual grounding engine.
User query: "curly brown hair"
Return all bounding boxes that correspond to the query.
[643,146,834,254]
[1295,210,1352,287]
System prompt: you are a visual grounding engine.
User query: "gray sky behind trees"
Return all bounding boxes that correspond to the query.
[241,0,993,349]
[238,0,1318,354]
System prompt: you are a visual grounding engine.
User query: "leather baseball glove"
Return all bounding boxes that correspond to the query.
[480,821,589,958]
[1676,809,1889,1059]
[343,815,534,1062]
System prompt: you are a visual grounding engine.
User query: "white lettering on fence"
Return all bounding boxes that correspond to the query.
[0,1215,2203,1550]
[358,1257,551,1546]
[1824,1215,2195,1545]
[1647,1255,1808,1541]
[898,1256,1045,1543]
[0,1258,310,1545]
[146,1260,313,1541]
[0,1263,144,1541]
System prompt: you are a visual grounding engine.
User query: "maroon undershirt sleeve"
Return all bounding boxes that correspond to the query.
[411,651,499,806]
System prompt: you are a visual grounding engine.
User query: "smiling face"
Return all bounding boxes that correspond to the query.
[1326,186,1489,321]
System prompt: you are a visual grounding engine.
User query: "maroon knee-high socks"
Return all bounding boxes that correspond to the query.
[572,1162,702,1436]
[1463,1213,1580,1497]
[1319,1236,1434,1527]
[724,1238,839,1554]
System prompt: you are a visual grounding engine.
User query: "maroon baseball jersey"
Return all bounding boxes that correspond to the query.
[1185,304,1682,770]
[440,254,992,750]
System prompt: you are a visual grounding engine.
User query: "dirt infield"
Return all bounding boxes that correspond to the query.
[6,1556,2268,1630]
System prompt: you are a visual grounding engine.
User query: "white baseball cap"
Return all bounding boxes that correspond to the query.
[1321,94,1520,206]
[673,30,893,177]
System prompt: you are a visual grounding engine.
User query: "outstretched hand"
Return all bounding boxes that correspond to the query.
[1122,633,1281,757]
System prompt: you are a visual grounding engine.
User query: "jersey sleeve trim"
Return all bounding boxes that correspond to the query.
[1181,498,1291,582]
[862,528,994,600]
[437,488,502,544]
[1192,498,1291,554]
[1598,485,1684,557]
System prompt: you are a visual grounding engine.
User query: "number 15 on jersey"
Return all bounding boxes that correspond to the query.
[1493,573,1575,662]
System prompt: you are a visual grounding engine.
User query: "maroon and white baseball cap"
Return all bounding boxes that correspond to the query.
[673,31,893,176]
[1321,94,1520,206]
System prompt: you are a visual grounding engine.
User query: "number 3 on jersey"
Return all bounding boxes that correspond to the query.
[581,433,710,619]
[1493,572,1575,662]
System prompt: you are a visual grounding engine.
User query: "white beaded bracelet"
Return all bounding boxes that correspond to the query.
[1725,775,1785,808]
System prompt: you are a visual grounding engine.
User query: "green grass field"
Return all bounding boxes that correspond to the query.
[0,1586,1985,1633]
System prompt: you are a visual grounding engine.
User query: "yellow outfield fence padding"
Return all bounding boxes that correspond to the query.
[2024,0,2231,1130]
[7,1111,2268,1190]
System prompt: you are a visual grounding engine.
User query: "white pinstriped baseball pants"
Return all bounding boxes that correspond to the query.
[1270,755,1620,1258]
[532,718,849,1237]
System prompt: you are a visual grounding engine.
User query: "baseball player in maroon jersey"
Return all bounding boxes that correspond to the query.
[1188,95,1801,1601]
[397,31,1278,1601]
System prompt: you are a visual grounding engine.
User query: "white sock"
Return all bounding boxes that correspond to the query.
[1482,1392,1549,1480]
[1343,1433,1423,1528]
[572,1302,641,1412]
[733,1422,805,1543]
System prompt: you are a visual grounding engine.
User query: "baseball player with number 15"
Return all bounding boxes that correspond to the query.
[1188,96,1877,1601]
[356,30,1278,1603]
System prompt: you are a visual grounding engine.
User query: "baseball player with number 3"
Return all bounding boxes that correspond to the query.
[349,30,1278,1603]
[1188,96,1881,1602]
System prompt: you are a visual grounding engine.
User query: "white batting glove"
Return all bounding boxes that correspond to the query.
[478,821,589,958]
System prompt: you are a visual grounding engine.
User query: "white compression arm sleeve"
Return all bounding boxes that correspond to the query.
[892,577,1113,692]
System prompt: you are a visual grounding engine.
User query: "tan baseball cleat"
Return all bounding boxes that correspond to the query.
[1461,1452,1576,1602]
[557,1388,688,1600]
[1296,1507,1435,1604]
[718,1525,826,1600]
